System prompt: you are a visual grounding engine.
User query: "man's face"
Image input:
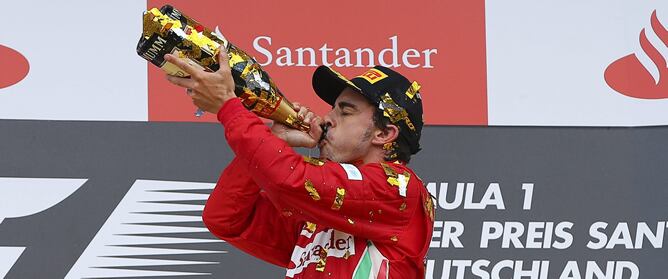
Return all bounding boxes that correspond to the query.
[319,88,377,163]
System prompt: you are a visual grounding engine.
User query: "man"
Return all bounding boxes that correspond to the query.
[164,49,434,278]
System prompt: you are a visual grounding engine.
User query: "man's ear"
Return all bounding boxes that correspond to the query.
[371,124,400,145]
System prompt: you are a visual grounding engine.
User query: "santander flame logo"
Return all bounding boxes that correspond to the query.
[0,45,30,89]
[605,10,668,99]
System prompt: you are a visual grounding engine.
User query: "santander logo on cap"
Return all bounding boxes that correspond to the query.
[604,10,668,99]
[0,45,29,90]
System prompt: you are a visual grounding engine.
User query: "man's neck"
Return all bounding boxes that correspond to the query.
[352,148,387,166]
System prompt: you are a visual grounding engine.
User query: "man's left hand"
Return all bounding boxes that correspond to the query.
[272,103,324,148]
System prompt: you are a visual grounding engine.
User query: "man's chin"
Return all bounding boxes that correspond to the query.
[318,146,336,161]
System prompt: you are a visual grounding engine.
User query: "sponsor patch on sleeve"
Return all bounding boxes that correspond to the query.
[339,163,363,181]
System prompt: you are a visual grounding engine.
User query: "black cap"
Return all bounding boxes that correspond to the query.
[312,65,423,154]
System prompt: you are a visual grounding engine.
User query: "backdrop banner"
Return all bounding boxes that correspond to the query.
[2,0,667,278]
[2,1,667,126]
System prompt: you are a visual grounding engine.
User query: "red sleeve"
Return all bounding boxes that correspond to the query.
[202,156,302,267]
[217,99,425,245]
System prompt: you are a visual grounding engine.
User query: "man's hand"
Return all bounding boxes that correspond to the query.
[164,48,237,114]
[272,103,324,148]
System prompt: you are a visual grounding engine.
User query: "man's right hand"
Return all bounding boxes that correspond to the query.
[271,103,323,148]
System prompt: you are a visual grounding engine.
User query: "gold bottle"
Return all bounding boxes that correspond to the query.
[137,5,309,131]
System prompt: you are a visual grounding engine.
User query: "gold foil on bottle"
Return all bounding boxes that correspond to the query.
[142,9,166,38]
[141,9,220,71]
[331,188,345,210]
[138,6,309,131]
[305,179,321,201]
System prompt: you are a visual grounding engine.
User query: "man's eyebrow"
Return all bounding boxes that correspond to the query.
[336,101,358,110]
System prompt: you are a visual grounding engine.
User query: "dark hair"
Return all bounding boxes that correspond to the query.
[372,109,413,163]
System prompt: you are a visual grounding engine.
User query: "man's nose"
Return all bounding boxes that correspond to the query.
[323,111,335,128]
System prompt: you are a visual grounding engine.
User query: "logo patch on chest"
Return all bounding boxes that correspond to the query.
[286,228,356,277]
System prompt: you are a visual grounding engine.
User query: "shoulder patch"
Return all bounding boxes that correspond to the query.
[339,163,363,181]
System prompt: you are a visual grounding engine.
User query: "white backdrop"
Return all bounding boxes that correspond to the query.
[1,1,667,125]
[486,0,668,126]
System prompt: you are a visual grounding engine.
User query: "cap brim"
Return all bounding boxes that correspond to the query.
[312,66,362,106]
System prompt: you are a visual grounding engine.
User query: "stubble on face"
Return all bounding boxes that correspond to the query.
[351,125,374,155]
[321,123,374,163]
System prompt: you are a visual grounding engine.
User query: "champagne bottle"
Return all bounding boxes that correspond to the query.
[137,5,309,131]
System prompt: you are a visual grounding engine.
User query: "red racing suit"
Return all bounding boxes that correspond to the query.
[202,99,434,278]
